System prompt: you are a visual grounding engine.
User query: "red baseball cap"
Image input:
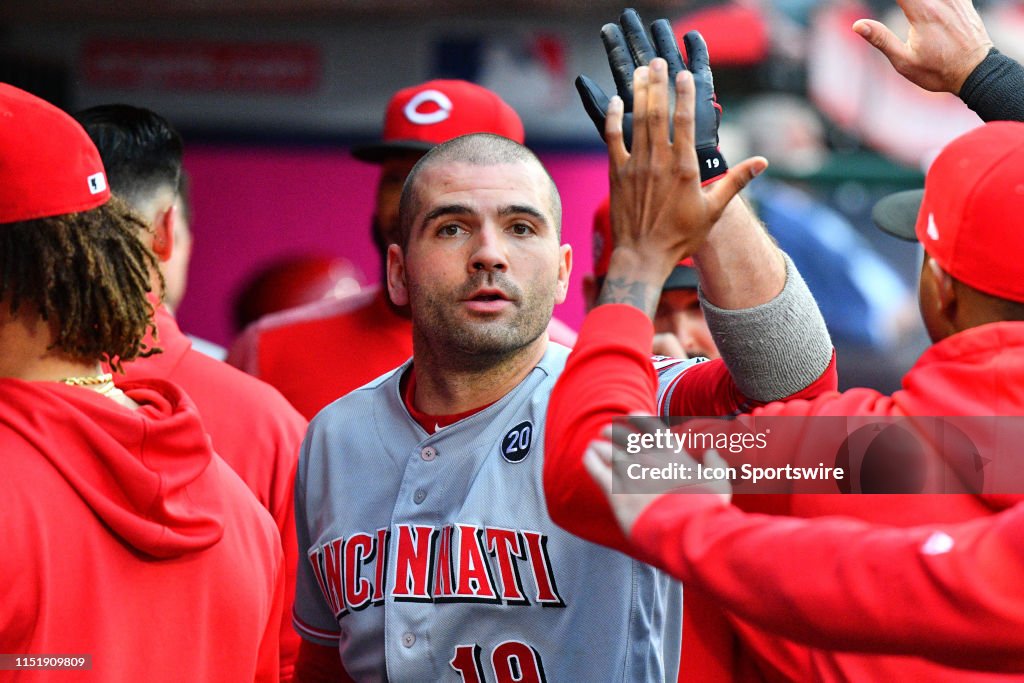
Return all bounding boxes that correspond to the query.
[0,83,110,224]
[592,196,698,290]
[233,255,366,331]
[672,3,769,67]
[351,79,525,163]
[872,121,1024,303]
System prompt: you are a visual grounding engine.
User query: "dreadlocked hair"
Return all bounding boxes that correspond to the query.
[0,196,163,371]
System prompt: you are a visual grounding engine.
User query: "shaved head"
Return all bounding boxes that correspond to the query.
[399,133,561,247]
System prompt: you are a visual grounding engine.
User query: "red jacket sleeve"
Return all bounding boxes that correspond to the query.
[545,305,660,554]
[632,495,1024,672]
[544,304,837,553]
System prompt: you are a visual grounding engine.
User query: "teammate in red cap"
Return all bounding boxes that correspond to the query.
[587,196,717,360]
[75,103,308,681]
[0,84,283,681]
[547,106,1024,678]
[228,80,576,420]
[232,255,366,333]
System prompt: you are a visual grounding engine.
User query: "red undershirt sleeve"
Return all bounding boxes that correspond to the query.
[662,351,837,418]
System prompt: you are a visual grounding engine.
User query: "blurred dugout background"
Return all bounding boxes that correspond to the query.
[3,0,1022,391]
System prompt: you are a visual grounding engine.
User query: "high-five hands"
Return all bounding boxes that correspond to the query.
[597,55,768,314]
[577,8,728,183]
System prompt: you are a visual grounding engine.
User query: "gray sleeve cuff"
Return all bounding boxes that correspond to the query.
[699,253,833,402]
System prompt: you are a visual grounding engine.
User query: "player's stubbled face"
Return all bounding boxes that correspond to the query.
[655,288,719,359]
[402,161,569,358]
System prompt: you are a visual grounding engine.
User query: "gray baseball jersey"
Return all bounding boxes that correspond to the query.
[293,343,699,682]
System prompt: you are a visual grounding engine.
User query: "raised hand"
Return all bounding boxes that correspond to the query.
[597,58,767,316]
[852,0,992,95]
[577,9,728,183]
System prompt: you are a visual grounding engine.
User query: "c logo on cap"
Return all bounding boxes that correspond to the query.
[404,89,453,126]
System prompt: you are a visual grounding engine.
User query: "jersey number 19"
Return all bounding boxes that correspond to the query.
[450,641,547,682]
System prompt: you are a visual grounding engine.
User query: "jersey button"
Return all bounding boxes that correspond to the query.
[413,489,427,505]
[420,446,438,462]
[402,632,416,648]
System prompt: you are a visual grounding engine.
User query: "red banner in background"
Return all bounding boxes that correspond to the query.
[82,39,321,93]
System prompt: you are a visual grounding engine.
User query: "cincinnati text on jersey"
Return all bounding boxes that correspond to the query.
[307,524,566,617]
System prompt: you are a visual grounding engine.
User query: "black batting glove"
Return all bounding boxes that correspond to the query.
[577,8,728,183]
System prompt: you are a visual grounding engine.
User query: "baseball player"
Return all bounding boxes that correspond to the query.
[161,171,228,359]
[0,83,283,682]
[291,21,837,678]
[553,121,1024,679]
[228,80,576,421]
[545,4,1024,675]
[76,104,307,680]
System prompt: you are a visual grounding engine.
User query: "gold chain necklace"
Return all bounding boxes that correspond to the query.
[58,372,113,386]
[58,372,116,396]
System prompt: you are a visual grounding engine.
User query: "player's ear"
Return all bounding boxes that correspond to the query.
[387,243,409,306]
[151,203,175,262]
[927,257,956,318]
[554,244,572,305]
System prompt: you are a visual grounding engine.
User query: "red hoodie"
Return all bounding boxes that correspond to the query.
[0,379,284,682]
[114,302,305,680]
[545,305,1024,679]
